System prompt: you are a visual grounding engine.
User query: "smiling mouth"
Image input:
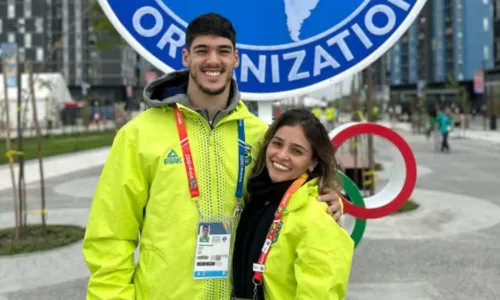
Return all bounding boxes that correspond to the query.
[272,161,291,171]
[204,71,221,77]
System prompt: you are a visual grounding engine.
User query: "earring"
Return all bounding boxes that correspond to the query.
[308,167,314,173]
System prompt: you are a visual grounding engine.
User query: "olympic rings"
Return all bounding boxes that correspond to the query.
[330,122,417,220]
[337,171,366,248]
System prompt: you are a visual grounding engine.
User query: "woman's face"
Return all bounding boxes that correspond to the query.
[265,125,317,183]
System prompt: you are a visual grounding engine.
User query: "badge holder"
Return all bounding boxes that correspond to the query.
[193,215,237,280]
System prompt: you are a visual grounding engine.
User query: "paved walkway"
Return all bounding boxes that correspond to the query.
[0,147,110,191]
[378,121,500,144]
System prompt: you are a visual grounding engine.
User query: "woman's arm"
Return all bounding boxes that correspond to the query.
[294,215,354,300]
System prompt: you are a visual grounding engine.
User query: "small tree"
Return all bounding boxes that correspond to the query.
[446,73,470,128]
[88,0,125,50]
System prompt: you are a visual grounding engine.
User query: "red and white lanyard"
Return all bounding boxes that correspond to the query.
[252,173,309,284]
[173,104,247,202]
[173,105,200,198]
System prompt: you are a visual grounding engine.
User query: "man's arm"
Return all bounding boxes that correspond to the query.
[82,128,149,300]
[317,188,343,223]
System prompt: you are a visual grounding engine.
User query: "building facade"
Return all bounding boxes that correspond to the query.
[483,0,500,128]
[0,0,144,109]
[390,0,493,86]
[0,0,48,73]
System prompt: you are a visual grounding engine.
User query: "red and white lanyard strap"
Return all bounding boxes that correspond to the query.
[252,173,309,284]
[173,104,247,201]
[173,105,200,198]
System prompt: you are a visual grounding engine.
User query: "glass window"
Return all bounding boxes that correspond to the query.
[36,47,44,61]
[24,34,32,48]
[8,4,15,19]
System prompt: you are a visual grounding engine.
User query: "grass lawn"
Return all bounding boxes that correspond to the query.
[0,224,86,256]
[395,199,420,214]
[0,130,116,165]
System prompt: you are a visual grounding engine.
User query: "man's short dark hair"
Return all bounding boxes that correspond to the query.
[185,13,236,50]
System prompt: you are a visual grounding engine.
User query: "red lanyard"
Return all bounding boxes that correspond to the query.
[173,104,247,201]
[252,173,309,284]
[173,105,200,197]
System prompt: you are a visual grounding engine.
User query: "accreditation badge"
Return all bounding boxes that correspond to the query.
[193,219,233,279]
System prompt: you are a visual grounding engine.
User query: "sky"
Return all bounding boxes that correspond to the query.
[308,73,359,100]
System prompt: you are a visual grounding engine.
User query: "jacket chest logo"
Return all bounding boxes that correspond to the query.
[244,144,252,166]
[164,149,182,165]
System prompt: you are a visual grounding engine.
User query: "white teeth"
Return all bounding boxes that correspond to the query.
[205,71,221,77]
[272,161,290,171]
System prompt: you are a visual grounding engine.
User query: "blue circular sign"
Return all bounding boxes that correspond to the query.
[99,0,426,100]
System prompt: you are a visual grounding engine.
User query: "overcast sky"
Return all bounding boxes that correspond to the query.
[308,73,360,100]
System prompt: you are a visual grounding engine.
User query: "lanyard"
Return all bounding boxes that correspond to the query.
[173,104,246,202]
[252,173,309,284]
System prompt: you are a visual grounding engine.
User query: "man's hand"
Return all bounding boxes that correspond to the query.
[317,188,343,224]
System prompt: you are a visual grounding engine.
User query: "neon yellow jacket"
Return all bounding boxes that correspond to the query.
[83,71,269,300]
[263,178,354,300]
[325,107,337,121]
[311,107,323,118]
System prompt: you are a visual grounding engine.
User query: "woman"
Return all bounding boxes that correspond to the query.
[232,109,354,300]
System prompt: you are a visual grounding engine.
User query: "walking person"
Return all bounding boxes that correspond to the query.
[82,13,343,300]
[232,109,354,300]
[436,106,454,152]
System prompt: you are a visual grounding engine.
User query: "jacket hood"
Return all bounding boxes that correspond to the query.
[143,69,242,124]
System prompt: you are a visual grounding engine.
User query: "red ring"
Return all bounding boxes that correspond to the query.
[332,123,417,219]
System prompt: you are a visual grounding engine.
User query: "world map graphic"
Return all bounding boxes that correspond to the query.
[160,0,364,45]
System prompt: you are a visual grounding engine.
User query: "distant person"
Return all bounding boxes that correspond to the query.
[311,106,322,119]
[436,106,454,152]
[325,106,336,131]
[232,109,354,300]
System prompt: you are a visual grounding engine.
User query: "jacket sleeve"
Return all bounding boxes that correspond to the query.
[294,216,354,300]
[82,127,149,300]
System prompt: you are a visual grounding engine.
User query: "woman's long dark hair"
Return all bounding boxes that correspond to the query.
[250,108,341,193]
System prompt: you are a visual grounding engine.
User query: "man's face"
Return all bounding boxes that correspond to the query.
[202,227,209,237]
[182,35,239,96]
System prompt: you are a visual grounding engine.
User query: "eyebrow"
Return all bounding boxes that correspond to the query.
[272,136,308,152]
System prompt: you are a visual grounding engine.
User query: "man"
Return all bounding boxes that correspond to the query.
[199,225,210,243]
[83,13,342,300]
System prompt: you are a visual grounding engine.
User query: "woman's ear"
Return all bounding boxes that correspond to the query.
[308,159,318,173]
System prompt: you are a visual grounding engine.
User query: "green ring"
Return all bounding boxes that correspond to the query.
[337,171,366,248]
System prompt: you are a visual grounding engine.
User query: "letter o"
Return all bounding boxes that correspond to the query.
[132,6,163,37]
[365,4,396,36]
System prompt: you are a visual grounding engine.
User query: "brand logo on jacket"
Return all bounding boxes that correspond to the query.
[96,0,425,100]
[164,149,182,164]
[245,144,253,166]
